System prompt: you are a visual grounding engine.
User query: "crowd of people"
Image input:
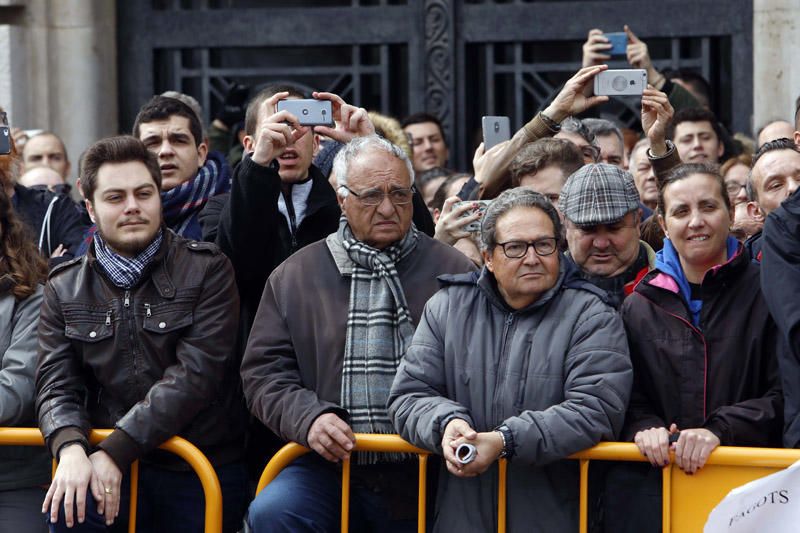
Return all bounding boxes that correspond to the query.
[0,26,798,533]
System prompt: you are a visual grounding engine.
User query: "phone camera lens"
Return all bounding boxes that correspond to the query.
[302,109,309,115]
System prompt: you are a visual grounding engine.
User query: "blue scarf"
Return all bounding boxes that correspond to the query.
[161,150,231,240]
[655,236,739,328]
[93,229,163,289]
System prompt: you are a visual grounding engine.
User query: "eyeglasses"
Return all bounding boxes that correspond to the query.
[496,238,558,259]
[725,182,746,195]
[339,185,415,206]
[581,145,601,163]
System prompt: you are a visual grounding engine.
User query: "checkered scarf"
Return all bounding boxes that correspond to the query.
[338,216,418,463]
[162,151,231,240]
[93,229,163,289]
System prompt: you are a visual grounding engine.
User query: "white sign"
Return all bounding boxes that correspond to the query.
[704,460,800,532]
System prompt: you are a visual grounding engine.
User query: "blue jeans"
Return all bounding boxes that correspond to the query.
[247,454,416,533]
[49,461,248,533]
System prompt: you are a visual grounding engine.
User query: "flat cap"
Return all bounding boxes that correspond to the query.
[559,163,640,225]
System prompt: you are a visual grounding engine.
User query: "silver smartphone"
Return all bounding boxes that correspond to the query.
[0,112,9,155]
[482,116,511,151]
[276,99,334,127]
[593,69,647,96]
[454,200,492,233]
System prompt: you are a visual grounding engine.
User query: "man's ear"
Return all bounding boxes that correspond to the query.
[794,130,800,148]
[482,249,493,272]
[75,178,84,199]
[716,138,724,159]
[242,135,255,154]
[196,141,208,168]
[85,199,96,224]
[746,201,765,222]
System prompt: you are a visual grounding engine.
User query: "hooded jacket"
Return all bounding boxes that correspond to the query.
[388,262,632,533]
[761,187,800,447]
[621,242,782,445]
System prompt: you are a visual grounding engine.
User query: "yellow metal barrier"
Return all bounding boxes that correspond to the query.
[256,434,509,533]
[0,428,223,533]
[259,434,800,533]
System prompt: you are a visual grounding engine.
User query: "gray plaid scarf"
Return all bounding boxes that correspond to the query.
[338,216,419,463]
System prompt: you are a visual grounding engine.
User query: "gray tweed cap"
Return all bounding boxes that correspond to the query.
[559,163,641,225]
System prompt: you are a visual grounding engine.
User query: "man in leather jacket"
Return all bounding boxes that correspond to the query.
[35,136,246,533]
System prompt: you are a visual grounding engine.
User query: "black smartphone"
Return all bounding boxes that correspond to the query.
[0,112,9,155]
[276,99,334,127]
[482,116,511,151]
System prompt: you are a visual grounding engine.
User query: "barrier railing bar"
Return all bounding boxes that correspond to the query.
[416,454,428,533]
[579,459,589,533]
[128,461,139,533]
[662,463,672,533]
[341,458,351,533]
[498,458,508,533]
[0,428,222,533]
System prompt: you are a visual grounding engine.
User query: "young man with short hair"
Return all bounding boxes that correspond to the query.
[37,135,247,533]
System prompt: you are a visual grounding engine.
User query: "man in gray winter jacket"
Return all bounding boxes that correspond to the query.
[388,187,632,532]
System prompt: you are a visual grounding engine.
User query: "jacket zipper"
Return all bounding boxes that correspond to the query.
[637,291,710,420]
[105,310,112,326]
[144,303,151,317]
[492,313,515,424]
[282,187,299,251]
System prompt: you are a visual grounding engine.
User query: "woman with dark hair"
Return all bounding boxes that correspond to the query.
[616,162,782,529]
[0,178,50,531]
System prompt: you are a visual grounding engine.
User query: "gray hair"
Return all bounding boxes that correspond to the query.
[561,117,598,147]
[582,118,624,148]
[333,135,415,196]
[480,188,563,251]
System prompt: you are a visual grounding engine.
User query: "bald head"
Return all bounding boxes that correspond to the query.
[18,166,66,192]
[22,132,70,179]
[758,120,795,149]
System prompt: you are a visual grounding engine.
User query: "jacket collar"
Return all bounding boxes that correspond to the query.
[439,258,611,313]
[304,164,340,220]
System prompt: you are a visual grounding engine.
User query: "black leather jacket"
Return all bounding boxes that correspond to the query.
[36,230,244,470]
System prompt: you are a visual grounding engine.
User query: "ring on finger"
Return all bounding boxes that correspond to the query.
[104,487,113,495]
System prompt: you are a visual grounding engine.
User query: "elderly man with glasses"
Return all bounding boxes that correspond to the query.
[241,134,475,532]
[388,187,632,533]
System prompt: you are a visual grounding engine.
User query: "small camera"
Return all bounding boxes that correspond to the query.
[593,69,647,97]
[0,112,10,156]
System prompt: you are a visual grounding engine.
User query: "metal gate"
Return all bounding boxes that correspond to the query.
[118,0,753,170]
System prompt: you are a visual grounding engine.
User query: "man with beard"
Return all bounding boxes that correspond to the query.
[36,136,247,532]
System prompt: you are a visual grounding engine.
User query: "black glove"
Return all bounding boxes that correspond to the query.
[216,83,250,128]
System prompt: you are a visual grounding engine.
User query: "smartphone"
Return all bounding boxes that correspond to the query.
[603,32,628,57]
[454,200,492,233]
[0,112,9,155]
[482,116,511,151]
[593,69,647,96]
[276,99,334,127]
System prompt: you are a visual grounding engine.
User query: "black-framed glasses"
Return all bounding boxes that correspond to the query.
[339,185,415,206]
[497,238,558,259]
